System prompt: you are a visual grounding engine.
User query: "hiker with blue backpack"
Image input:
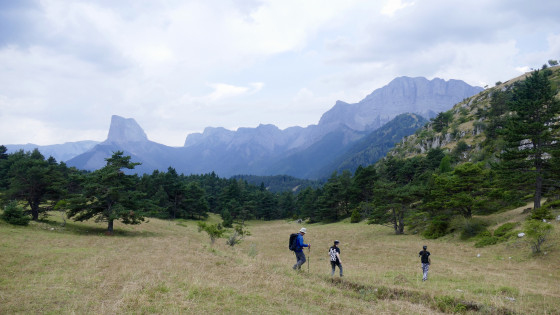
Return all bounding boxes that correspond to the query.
[290,228,310,270]
[329,240,343,277]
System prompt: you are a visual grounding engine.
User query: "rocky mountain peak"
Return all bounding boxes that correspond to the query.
[105,115,148,144]
[318,76,483,132]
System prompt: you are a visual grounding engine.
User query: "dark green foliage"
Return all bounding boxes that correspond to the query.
[452,140,469,159]
[65,151,145,233]
[350,208,361,223]
[182,182,209,220]
[296,187,321,222]
[459,219,488,240]
[426,162,493,219]
[432,111,453,133]
[0,145,9,190]
[495,69,560,210]
[1,201,31,226]
[5,149,64,220]
[474,236,498,248]
[447,217,489,240]
[494,222,517,238]
[317,171,353,222]
[351,165,378,204]
[524,220,553,253]
[422,218,449,239]
[230,175,321,193]
[221,209,233,228]
[277,191,297,219]
[529,207,553,221]
[438,155,452,173]
[197,221,225,245]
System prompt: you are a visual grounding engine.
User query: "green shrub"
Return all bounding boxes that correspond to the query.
[350,208,361,223]
[524,220,553,253]
[450,217,488,240]
[422,218,449,239]
[1,201,31,226]
[460,219,488,240]
[494,222,517,238]
[475,236,498,248]
[477,230,492,238]
[529,207,553,221]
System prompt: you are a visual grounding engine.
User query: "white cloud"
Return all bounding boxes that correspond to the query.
[0,0,559,146]
[381,0,415,17]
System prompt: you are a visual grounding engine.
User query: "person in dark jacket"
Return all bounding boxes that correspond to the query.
[329,240,343,277]
[419,245,431,281]
[292,228,310,270]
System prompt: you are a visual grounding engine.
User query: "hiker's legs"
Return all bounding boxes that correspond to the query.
[330,261,336,276]
[293,251,306,270]
[422,263,429,281]
[337,262,343,276]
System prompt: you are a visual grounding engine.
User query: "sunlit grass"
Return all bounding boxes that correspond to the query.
[0,208,558,314]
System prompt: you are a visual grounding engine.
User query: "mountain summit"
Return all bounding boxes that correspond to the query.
[105,115,148,144]
[318,77,483,131]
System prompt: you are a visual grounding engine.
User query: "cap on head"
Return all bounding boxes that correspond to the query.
[423,245,427,250]
[334,240,340,244]
[299,227,307,234]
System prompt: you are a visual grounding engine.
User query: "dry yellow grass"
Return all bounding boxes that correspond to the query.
[0,210,558,314]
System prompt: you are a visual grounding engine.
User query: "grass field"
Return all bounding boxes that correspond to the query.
[1,206,559,314]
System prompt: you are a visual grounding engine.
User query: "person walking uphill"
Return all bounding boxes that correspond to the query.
[329,240,343,277]
[419,245,431,281]
[292,228,310,270]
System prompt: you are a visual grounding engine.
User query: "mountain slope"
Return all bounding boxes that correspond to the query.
[318,77,482,131]
[388,66,560,162]
[314,113,428,178]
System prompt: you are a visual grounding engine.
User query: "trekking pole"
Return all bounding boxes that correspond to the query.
[307,247,310,273]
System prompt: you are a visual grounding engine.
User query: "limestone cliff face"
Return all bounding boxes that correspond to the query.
[105,115,148,145]
[318,77,483,131]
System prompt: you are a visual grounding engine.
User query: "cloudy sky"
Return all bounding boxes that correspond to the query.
[1,0,559,146]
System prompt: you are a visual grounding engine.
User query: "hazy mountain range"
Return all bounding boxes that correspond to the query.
[5,76,482,179]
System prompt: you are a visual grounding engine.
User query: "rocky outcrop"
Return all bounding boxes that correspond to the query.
[319,77,483,132]
[105,115,148,145]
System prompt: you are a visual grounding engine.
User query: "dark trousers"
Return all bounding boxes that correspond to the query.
[293,251,306,269]
[331,261,343,276]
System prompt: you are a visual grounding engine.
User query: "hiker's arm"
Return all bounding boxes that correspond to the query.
[336,253,341,263]
[297,235,309,248]
[428,256,431,264]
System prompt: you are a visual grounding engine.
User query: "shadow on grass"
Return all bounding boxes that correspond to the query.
[36,219,160,238]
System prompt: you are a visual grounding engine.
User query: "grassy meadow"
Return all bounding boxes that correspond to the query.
[1,206,559,314]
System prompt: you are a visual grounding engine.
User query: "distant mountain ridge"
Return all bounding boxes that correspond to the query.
[46,76,481,178]
[5,141,99,162]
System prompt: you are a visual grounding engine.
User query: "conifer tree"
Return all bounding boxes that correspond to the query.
[66,151,145,233]
[497,69,560,209]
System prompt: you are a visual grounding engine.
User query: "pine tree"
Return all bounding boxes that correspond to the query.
[66,152,145,234]
[497,69,560,209]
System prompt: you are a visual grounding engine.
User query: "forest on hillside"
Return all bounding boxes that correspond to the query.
[1,67,559,249]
